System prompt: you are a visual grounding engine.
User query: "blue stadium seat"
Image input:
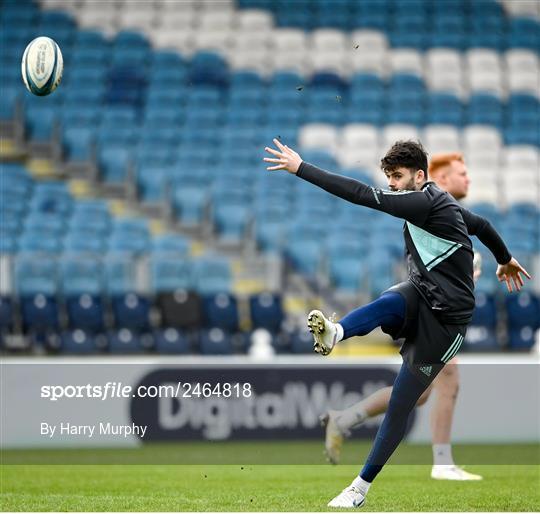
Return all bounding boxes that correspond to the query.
[112,293,151,332]
[60,254,105,333]
[427,93,463,126]
[189,51,229,87]
[0,296,15,334]
[507,18,540,50]
[98,143,131,184]
[16,254,59,332]
[62,126,95,162]
[154,328,190,354]
[60,330,99,354]
[463,292,498,351]
[151,255,192,292]
[0,86,21,120]
[467,93,504,128]
[506,292,540,350]
[200,328,234,355]
[249,292,284,333]
[108,329,145,354]
[194,257,232,295]
[203,293,239,331]
[173,185,209,224]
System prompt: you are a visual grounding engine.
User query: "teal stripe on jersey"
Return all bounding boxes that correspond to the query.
[406,222,462,271]
[445,334,464,362]
[441,334,463,363]
[441,334,461,362]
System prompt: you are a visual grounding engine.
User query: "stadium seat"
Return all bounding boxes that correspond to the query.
[249,293,284,333]
[60,330,100,354]
[154,328,191,354]
[202,292,239,331]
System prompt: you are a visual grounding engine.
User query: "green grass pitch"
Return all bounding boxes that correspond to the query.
[1,442,539,511]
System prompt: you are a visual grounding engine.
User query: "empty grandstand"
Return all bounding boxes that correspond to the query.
[0,0,539,356]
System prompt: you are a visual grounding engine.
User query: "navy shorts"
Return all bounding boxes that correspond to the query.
[382,282,468,386]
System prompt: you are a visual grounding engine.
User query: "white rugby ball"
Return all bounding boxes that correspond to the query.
[21,36,63,96]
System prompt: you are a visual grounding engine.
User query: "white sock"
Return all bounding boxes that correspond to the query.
[432,443,454,466]
[335,323,344,342]
[351,475,371,495]
[336,402,368,433]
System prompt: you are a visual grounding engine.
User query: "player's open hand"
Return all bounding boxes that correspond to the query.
[264,138,302,174]
[496,257,531,293]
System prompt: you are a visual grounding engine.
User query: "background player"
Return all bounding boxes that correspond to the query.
[264,138,530,508]
[321,153,483,481]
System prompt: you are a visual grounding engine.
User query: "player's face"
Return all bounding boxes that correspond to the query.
[384,167,421,191]
[443,160,470,200]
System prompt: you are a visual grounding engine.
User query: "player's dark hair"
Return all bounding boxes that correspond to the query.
[381,140,429,179]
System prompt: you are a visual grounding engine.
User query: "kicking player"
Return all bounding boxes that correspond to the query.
[264,139,530,508]
[320,153,483,481]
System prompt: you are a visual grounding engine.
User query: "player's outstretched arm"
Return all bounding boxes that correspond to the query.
[263,139,430,226]
[496,257,531,293]
[264,138,302,174]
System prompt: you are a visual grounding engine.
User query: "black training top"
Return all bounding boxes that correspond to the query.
[297,162,512,324]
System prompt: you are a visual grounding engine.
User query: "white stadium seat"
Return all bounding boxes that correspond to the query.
[307,50,349,75]
[389,49,424,76]
[500,0,540,17]
[267,49,309,75]
[505,146,540,171]
[195,11,236,30]
[425,49,464,95]
[341,124,379,149]
[156,11,197,30]
[423,125,461,154]
[192,30,234,53]
[339,124,380,171]
[151,29,196,54]
[466,49,502,73]
[463,180,499,205]
[77,8,118,35]
[507,71,540,96]
[463,126,502,152]
[465,151,502,171]
[197,0,236,11]
[426,49,462,74]
[299,124,339,152]
[156,0,198,13]
[502,180,540,206]
[270,29,307,53]
[382,124,420,149]
[228,50,271,75]
[505,49,540,73]
[337,146,380,171]
[311,29,348,52]
[348,48,387,76]
[349,30,388,75]
[350,30,388,55]
[117,10,157,33]
[230,31,271,52]
[468,70,504,97]
[236,9,274,31]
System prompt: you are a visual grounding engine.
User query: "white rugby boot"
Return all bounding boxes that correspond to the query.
[327,486,366,508]
[307,310,338,356]
[431,465,483,481]
[320,410,349,465]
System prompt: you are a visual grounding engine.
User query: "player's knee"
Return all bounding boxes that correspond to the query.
[437,363,460,398]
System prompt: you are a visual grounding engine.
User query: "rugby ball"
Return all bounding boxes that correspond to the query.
[21,36,63,96]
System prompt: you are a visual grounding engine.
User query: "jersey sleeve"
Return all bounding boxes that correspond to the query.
[297,162,431,226]
[460,207,512,264]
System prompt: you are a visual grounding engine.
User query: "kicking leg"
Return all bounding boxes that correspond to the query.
[328,362,430,508]
[309,292,406,356]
